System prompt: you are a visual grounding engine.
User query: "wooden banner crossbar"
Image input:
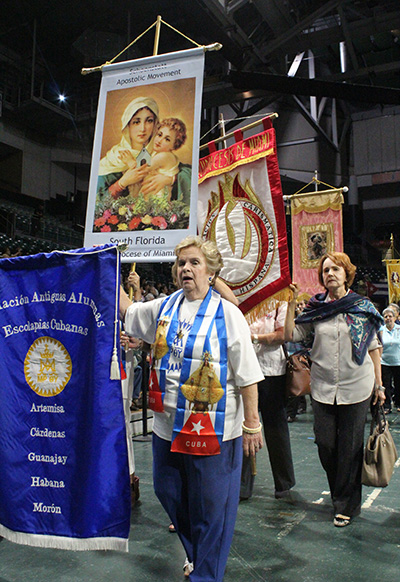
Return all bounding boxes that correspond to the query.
[81,15,222,75]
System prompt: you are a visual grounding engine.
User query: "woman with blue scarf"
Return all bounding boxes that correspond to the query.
[284,252,385,527]
[119,236,264,580]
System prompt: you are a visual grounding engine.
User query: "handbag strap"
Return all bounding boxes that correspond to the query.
[370,404,387,435]
[282,343,290,362]
[377,404,387,433]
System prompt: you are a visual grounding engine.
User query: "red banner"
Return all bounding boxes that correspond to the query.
[198,124,290,322]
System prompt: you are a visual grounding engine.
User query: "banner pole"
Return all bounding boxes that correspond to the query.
[128,13,161,302]
[218,113,227,150]
[215,114,259,474]
[81,17,220,76]
[153,15,162,56]
[199,113,278,151]
[128,263,136,301]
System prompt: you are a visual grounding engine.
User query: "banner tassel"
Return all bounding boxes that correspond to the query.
[110,346,121,380]
[111,246,121,380]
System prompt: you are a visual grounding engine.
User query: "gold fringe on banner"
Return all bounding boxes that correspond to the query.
[244,286,292,326]
[297,292,312,303]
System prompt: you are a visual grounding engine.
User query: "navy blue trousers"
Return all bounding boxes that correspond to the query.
[152,433,242,582]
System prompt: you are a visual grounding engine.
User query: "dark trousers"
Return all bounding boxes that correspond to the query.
[241,375,295,498]
[286,394,308,419]
[132,365,142,400]
[153,434,242,582]
[312,397,370,517]
[382,364,400,410]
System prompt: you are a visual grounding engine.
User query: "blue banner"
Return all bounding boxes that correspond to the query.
[0,245,130,551]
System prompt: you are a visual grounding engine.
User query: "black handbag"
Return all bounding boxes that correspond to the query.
[362,404,398,488]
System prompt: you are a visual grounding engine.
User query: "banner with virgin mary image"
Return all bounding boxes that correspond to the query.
[198,120,291,322]
[0,245,130,551]
[84,48,205,262]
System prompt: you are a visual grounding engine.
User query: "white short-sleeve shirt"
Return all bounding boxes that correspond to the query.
[249,303,287,377]
[125,296,264,441]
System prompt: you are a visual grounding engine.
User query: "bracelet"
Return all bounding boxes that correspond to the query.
[376,385,385,392]
[242,421,263,434]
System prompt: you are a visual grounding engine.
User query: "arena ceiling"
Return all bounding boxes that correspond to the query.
[0,0,399,143]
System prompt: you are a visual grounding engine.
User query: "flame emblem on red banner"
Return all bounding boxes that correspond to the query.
[201,173,275,297]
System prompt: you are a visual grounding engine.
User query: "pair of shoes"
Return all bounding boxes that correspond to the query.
[275,489,291,499]
[333,514,351,527]
[287,416,295,423]
[131,475,140,506]
[183,557,194,578]
[298,407,306,414]
[168,522,176,533]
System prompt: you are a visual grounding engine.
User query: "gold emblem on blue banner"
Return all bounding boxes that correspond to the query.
[24,337,72,397]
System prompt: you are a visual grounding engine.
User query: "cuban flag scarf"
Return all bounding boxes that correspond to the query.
[149,288,227,455]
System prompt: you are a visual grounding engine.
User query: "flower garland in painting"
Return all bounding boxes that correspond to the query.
[93,192,190,232]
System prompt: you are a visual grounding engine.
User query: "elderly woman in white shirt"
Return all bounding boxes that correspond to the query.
[241,303,295,501]
[380,306,400,413]
[285,252,384,528]
[119,235,264,581]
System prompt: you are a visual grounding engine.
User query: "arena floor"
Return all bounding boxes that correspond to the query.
[1,407,399,581]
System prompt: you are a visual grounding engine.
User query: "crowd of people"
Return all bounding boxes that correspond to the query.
[0,245,22,258]
[118,240,399,581]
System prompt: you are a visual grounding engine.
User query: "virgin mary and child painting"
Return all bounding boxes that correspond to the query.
[93,80,195,233]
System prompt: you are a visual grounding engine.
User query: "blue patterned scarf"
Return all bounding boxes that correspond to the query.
[295,290,383,364]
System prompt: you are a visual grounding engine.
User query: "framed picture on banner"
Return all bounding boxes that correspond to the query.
[300,222,335,269]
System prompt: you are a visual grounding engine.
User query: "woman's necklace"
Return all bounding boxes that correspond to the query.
[175,302,198,342]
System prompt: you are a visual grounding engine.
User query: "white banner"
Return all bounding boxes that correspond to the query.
[84,48,205,262]
[198,125,291,322]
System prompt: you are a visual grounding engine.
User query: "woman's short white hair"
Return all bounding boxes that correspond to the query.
[383,307,395,317]
[171,236,223,283]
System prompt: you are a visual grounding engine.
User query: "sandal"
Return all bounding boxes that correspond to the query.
[333,514,351,527]
[168,522,176,533]
[183,557,194,578]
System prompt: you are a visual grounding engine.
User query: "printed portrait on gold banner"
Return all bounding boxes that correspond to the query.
[386,261,400,303]
[300,222,335,269]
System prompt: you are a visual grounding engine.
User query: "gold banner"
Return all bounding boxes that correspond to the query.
[386,260,400,303]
